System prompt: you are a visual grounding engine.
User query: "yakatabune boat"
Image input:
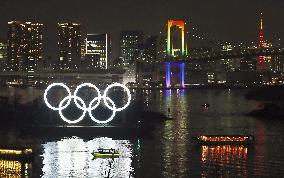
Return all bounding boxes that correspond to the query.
[195,135,254,145]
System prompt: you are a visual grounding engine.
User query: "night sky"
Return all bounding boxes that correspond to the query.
[0,0,283,59]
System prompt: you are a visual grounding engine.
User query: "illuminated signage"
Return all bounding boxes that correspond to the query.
[44,83,131,124]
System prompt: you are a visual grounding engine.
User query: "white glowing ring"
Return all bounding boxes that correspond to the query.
[43,82,131,124]
[44,83,71,111]
[103,83,131,112]
[88,96,117,124]
[58,95,87,124]
[74,83,101,110]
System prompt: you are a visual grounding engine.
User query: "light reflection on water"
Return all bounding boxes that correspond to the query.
[41,137,134,178]
[1,87,284,177]
[161,89,189,178]
[0,87,42,104]
[140,89,284,177]
[0,159,32,178]
[200,145,249,177]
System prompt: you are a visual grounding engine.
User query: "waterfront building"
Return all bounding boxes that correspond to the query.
[0,40,7,71]
[57,22,81,71]
[7,21,43,72]
[144,36,158,63]
[219,43,236,71]
[81,33,86,61]
[85,33,110,69]
[119,31,143,66]
[240,57,256,71]
[137,36,158,63]
[271,55,284,72]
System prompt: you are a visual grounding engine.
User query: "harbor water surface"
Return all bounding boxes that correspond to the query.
[1,88,284,177]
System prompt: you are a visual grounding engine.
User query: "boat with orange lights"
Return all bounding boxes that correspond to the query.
[195,135,254,145]
[0,147,33,160]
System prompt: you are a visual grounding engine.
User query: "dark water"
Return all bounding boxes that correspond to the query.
[138,89,284,178]
[1,88,284,177]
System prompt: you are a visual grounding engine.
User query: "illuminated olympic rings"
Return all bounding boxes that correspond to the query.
[44,83,131,124]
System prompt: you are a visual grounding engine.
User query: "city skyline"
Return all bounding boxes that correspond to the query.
[0,0,283,59]
[0,1,284,178]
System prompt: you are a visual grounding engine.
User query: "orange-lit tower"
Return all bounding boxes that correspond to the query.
[258,13,264,48]
[257,13,265,71]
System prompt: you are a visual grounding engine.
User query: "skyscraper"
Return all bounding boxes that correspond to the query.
[144,36,158,63]
[137,36,158,64]
[240,57,256,71]
[7,21,43,72]
[57,23,81,70]
[0,39,7,70]
[81,33,86,61]
[119,31,143,66]
[85,34,110,69]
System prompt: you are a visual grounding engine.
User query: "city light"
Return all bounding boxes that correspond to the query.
[41,137,134,178]
[44,83,72,111]
[1,2,284,178]
[197,135,254,144]
[0,160,22,177]
[0,148,32,155]
[166,62,171,88]
[44,82,131,124]
[103,83,132,112]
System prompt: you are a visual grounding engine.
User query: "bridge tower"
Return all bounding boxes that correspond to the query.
[167,20,186,56]
[166,20,186,88]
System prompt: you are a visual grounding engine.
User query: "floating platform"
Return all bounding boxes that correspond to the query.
[194,135,254,145]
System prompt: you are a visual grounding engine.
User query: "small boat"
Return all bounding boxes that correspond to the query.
[202,103,210,108]
[194,135,254,145]
[92,148,120,158]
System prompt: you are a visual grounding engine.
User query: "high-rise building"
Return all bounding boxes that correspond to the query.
[240,57,256,71]
[57,23,81,71]
[219,43,238,71]
[85,34,110,69]
[7,21,43,72]
[119,31,143,66]
[157,35,167,61]
[271,56,282,72]
[145,36,158,63]
[137,36,158,64]
[81,33,86,61]
[0,39,7,70]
